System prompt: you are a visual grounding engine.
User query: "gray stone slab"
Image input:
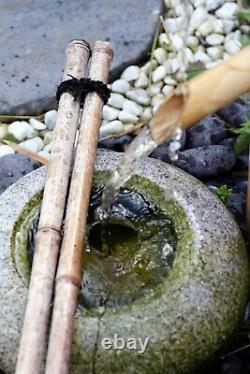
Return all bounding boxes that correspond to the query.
[0,0,163,115]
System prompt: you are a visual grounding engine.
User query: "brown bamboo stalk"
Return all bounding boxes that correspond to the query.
[15,39,91,374]
[150,46,250,144]
[45,41,113,374]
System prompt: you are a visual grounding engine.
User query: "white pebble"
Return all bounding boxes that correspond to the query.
[206,33,224,46]
[153,48,168,65]
[123,100,143,116]
[223,20,235,34]
[190,7,208,31]
[194,50,211,64]
[20,137,44,153]
[147,82,163,97]
[206,0,223,12]
[119,111,139,123]
[152,66,166,83]
[153,103,162,114]
[159,33,169,47]
[99,121,124,138]
[44,144,52,153]
[44,110,57,130]
[192,0,205,8]
[211,18,224,34]
[126,89,151,106]
[111,79,130,94]
[185,48,195,64]
[43,131,54,145]
[170,34,184,50]
[224,39,241,55]
[169,58,179,74]
[164,18,182,33]
[197,18,214,36]
[135,72,149,88]
[207,46,223,61]
[0,124,8,140]
[38,150,50,160]
[29,118,46,131]
[162,85,174,96]
[8,121,34,141]
[140,107,152,122]
[187,35,199,47]
[215,3,238,19]
[141,60,158,75]
[108,93,125,109]
[102,105,120,121]
[152,93,164,107]
[163,77,177,86]
[121,65,140,82]
[0,145,15,158]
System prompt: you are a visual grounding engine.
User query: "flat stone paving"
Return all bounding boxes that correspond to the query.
[0,0,163,115]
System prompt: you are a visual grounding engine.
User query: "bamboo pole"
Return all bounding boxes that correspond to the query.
[45,41,113,374]
[150,46,250,144]
[15,39,91,374]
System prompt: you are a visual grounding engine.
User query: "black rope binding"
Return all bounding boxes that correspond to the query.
[56,74,110,106]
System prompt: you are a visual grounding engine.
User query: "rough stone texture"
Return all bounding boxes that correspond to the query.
[0,0,163,115]
[0,150,249,373]
[0,154,40,195]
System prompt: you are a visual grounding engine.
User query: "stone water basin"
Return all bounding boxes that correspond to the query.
[0,149,248,373]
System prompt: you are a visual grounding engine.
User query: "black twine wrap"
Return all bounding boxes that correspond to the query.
[56,75,110,106]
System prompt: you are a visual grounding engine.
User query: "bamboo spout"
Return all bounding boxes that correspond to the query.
[150,46,250,145]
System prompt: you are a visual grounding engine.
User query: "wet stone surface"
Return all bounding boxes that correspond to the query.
[0,0,162,115]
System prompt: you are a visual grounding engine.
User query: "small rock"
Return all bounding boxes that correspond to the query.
[190,7,208,31]
[126,89,151,105]
[20,137,44,153]
[185,47,195,64]
[226,191,246,226]
[111,79,130,94]
[108,93,125,109]
[102,105,120,121]
[162,85,174,96]
[150,131,186,161]
[151,93,164,107]
[153,48,168,65]
[121,65,140,82]
[207,46,223,60]
[99,120,124,138]
[197,18,214,36]
[147,82,163,97]
[0,154,40,195]
[163,77,177,86]
[38,150,50,160]
[29,118,46,131]
[123,100,143,116]
[223,19,235,34]
[224,39,241,55]
[220,137,235,149]
[233,178,248,194]
[152,66,167,83]
[174,145,235,177]
[98,134,133,152]
[0,124,8,140]
[0,145,15,158]
[140,107,152,122]
[215,3,238,20]
[141,60,158,75]
[44,110,57,130]
[205,0,223,12]
[44,144,52,153]
[8,121,34,141]
[194,50,211,64]
[164,17,182,33]
[186,115,228,148]
[170,34,184,50]
[159,33,169,47]
[43,131,54,145]
[134,72,149,88]
[211,18,224,34]
[187,35,199,48]
[169,58,180,74]
[119,110,139,123]
[217,100,250,127]
[235,152,249,171]
[206,33,225,45]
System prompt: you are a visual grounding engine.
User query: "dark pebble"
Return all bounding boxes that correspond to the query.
[150,130,186,162]
[186,115,228,148]
[174,145,235,178]
[226,191,246,227]
[98,134,133,152]
[232,178,248,194]
[217,100,250,128]
[0,154,40,195]
[220,137,235,149]
[234,152,249,171]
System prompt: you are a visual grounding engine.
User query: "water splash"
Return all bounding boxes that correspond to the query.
[101,125,183,214]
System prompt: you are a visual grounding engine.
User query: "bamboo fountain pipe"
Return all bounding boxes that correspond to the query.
[44,41,113,374]
[150,46,250,145]
[15,40,91,374]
